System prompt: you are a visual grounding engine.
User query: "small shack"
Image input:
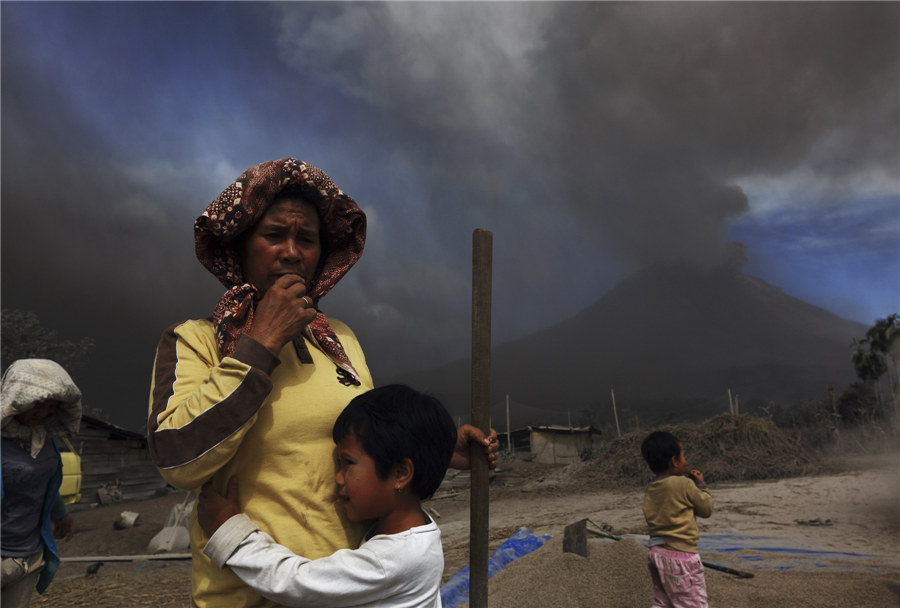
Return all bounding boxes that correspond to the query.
[68,415,169,508]
[502,425,601,465]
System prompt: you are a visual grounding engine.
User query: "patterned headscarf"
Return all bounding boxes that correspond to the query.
[195,158,366,381]
[1,359,82,458]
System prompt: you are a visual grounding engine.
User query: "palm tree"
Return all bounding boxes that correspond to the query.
[851,314,900,418]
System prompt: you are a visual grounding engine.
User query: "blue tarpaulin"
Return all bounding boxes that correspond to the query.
[440,529,899,607]
[618,533,900,574]
[440,528,551,608]
[699,534,900,573]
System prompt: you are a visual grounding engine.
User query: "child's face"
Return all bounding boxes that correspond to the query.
[670,444,687,475]
[335,433,397,523]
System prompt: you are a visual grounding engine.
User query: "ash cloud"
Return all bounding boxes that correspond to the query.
[269,2,898,382]
[275,2,896,269]
[1,2,896,428]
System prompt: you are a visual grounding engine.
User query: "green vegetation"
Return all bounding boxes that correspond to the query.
[757,315,900,455]
[589,315,900,460]
[850,314,899,412]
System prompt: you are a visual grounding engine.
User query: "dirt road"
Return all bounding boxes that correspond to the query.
[36,453,899,607]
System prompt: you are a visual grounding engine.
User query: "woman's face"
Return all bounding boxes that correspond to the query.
[239,196,322,296]
[14,400,61,427]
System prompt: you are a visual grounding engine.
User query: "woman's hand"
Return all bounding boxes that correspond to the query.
[450,424,499,470]
[198,476,242,537]
[53,513,75,541]
[247,275,317,354]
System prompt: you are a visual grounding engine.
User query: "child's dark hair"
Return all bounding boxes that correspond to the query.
[332,384,457,500]
[640,431,682,474]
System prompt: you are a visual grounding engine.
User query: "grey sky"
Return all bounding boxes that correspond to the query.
[2,2,897,430]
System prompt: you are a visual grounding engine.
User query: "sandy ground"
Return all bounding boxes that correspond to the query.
[34,452,900,607]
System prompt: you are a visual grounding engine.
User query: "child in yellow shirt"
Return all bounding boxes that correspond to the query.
[641,431,713,608]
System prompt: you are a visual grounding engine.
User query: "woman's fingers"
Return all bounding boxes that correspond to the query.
[249,276,317,352]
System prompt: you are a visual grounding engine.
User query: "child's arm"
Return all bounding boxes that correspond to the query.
[199,476,414,607]
[200,477,443,606]
[685,470,713,518]
[208,525,398,607]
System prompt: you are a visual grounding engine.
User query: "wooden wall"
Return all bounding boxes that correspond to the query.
[67,417,169,509]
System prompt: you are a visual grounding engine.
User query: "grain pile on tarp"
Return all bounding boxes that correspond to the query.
[461,536,652,608]
[556,414,817,491]
[461,535,900,608]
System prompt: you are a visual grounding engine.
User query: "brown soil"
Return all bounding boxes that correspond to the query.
[33,419,900,608]
[35,491,195,608]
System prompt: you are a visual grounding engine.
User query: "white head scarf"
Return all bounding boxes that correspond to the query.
[1,359,82,458]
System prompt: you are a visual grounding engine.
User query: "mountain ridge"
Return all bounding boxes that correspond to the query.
[387,265,869,428]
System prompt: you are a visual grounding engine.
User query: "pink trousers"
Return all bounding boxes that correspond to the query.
[647,545,708,608]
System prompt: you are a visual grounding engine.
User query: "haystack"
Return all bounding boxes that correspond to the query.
[580,414,817,489]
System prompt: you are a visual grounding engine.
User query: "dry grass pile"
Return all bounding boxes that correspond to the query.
[576,414,817,490]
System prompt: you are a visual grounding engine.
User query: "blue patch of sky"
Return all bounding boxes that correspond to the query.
[730,196,900,324]
[4,2,370,213]
[6,4,328,161]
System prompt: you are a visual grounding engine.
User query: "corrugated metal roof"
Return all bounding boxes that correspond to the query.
[511,425,601,434]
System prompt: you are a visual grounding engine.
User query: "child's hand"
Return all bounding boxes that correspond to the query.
[686,469,705,486]
[198,476,241,537]
[451,425,500,470]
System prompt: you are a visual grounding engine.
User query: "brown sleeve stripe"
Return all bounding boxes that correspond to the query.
[232,334,280,375]
[147,321,181,437]
[147,322,273,470]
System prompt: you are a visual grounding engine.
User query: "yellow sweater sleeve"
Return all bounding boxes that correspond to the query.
[147,319,279,489]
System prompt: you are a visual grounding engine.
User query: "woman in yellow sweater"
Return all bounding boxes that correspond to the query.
[148,158,496,607]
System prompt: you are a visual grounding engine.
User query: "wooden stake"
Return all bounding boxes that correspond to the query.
[470,229,493,608]
[61,553,192,562]
[506,394,511,457]
[611,388,621,437]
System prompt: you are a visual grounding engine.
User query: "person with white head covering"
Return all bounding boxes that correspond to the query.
[1,359,82,608]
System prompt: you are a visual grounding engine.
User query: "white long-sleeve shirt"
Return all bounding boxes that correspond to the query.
[204,513,444,608]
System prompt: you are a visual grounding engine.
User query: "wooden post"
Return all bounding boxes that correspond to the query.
[470,229,492,608]
[727,389,734,415]
[611,389,621,437]
[505,394,511,457]
[563,519,588,557]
